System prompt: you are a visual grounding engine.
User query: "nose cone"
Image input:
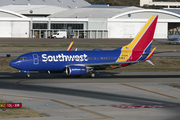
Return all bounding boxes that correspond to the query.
[9,60,19,69]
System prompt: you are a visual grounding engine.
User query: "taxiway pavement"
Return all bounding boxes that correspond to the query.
[0,72,180,120]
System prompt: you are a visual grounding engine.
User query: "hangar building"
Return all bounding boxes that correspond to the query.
[0,9,30,38]
[0,1,180,39]
[48,5,180,39]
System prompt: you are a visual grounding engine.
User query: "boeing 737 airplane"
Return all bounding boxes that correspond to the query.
[9,15,158,78]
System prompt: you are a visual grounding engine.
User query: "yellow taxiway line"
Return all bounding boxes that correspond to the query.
[120,83,179,99]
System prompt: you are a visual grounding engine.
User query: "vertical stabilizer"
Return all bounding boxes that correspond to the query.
[116,15,158,63]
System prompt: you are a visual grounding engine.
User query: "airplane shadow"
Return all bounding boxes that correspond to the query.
[0,72,180,79]
[0,79,179,106]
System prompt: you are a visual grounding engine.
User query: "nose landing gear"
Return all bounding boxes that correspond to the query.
[26,73,30,78]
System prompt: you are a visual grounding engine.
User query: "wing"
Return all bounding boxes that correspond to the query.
[167,41,180,43]
[67,61,139,70]
[85,61,139,67]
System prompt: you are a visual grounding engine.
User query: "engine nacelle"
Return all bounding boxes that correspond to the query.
[66,66,87,75]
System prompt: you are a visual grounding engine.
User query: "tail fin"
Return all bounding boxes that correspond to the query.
[124,15,158,52]
[116,15,158,63]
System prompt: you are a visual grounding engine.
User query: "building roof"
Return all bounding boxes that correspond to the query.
[162,9,180,16]
[49,6,143,18]
[0,0,90,9]
[0,5,68,15]
[0,8,30,21]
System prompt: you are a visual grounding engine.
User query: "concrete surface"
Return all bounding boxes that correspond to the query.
[0,72,180,120]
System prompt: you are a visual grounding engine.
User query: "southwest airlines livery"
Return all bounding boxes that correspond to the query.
[10,15,158,78]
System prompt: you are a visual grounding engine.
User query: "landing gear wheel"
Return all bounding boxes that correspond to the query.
[89,73,95,78]
[26,73,30,78]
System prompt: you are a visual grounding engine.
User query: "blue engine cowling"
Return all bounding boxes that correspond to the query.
[66,66,87,75]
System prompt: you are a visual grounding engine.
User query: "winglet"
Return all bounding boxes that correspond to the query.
[145,47,156,61]
[67,41,74,51]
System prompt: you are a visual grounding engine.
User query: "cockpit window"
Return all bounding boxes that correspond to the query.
[17,57,27,60]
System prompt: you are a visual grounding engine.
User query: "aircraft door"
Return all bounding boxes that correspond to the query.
[33,54,39,65]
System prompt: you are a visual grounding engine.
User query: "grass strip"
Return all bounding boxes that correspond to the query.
[0,44,179,52]
[169,85,180,89]
[0,100,49,119]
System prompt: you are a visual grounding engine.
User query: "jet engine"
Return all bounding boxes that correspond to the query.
[66,66,87,75]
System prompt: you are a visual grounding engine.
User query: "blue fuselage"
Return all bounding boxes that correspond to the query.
[10,49,123,71]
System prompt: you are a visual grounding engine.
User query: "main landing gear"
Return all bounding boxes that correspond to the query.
[88,72,95,78]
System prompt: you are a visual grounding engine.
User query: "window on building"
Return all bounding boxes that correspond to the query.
[33,23,47,29]
[51,24,66,29]
[51,23,83,29]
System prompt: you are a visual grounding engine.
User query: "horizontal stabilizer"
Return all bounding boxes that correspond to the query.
[146,60,155,66]
[145,47,156,61]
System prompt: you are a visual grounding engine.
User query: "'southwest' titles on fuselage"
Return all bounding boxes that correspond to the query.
[42,53,88,62]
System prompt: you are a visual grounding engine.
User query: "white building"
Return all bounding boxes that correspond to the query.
[0,9,30,38]
[47,5,180,39]
[140,0,180,8]
[0,2,180,39]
